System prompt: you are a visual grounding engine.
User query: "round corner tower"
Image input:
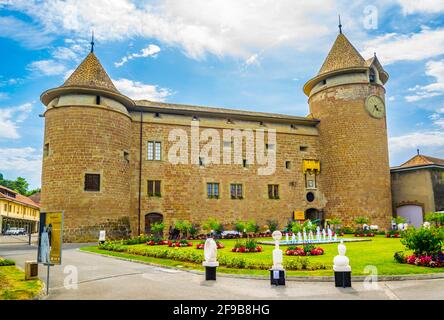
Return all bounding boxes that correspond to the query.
[40,51,135,242]
[303,32,392,229]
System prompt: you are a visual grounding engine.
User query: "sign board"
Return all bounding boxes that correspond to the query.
[293,211,305,221]
[99,230,106,242]
[37,212,63,265]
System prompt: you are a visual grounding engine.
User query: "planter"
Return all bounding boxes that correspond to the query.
[285,247,324,256]
[146,240,168,246]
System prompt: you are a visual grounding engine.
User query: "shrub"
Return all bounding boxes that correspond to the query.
[175,220,192,239]
[291,222,302,234]
[425,212,444,227]
[246,220,260,234]
[202,218,223,235]
[394,251,406,264]
[329,217,342,231]
[234,221,246,233]
[266,220,279,233]
[401,226,443,256]
[354,217,370,231]
[0,258,15,266]
[150,222,165,236]
[188,224,199,237]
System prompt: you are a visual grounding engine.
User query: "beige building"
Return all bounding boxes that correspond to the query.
[0,185,40,234]
[40,31,393,242]
[391,153,444,227]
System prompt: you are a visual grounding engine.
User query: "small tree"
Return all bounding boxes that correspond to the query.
[246,220,259,235]
[291,221,302,234]
[266,220,279,233]
[175,220,191,239]
[150,222,165,240]
[234,221,246,234]
[354,217,370,232]
[202,218,223,237]
[329,217,342,231]
[188,224,199,238]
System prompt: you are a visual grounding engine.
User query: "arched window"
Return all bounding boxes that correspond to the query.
[369,68,376,83]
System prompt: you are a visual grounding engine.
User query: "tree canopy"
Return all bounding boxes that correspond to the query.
[0,173,40,197]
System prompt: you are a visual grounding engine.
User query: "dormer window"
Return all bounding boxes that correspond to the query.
[369,69,376,83]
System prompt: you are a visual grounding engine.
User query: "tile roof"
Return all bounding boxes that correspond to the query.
[318,33,366,75]
[63,52,119,94]
[394,154,444,169]
[0,185,41,209]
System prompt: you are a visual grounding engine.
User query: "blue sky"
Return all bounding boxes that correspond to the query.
[1,0,444,189]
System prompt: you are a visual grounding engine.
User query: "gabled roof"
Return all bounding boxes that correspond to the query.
[63,52,119,93]
[318,33,366,75]
[0,185,41,209]
[365,55,389,84]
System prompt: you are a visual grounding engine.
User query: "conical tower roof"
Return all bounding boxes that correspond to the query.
[318,33,366,75]
[63,52,119,93]
[41,51,134,108]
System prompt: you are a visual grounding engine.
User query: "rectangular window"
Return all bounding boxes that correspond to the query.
[230,184,243,199]
[43,143,49,157]
[84,174,100,192]
[207,183,220,199]
[147,141,162,161]
[268,184,279,199]
[305,172,317,189]
[285,161,291,169]
[148,180,161,197]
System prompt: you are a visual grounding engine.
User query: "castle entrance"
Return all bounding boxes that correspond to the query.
[305,208,324,225]
[145,213,163,234]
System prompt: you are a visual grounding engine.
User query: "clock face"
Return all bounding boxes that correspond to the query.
[365,95,385,119]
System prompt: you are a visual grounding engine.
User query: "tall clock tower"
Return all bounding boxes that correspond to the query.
[303,30,392,228]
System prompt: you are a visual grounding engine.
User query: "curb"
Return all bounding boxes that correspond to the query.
[78,248,444,282]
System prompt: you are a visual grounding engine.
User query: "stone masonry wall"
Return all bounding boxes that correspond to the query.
[309,83,392,229]
[129,114,325,235]
[41,105,132,242]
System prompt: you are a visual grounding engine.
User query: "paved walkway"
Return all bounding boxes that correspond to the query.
[1,240,443,300]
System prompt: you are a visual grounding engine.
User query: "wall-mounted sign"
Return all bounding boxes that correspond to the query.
[38,212,63,265]
[293,211,305,221]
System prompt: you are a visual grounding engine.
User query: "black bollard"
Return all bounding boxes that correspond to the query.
[334,270,351,288]
[205,266,217,281]
[270,269,286,286]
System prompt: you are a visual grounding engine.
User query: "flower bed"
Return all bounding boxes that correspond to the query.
[285,246,324,256]
[394,251,443,268]
[168,240,193,247]
[385,233,401,238]
[354,233,375,237]
[146,240,169,246]
[231,239,262,253]
[196,241,224,249]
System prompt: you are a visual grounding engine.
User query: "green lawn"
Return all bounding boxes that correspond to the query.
[0,265,42,300]
[81,236,444,277]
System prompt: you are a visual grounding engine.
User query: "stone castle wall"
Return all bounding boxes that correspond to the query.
[129,113,325,235]
[41,105,132,242]
[309,83,392,228]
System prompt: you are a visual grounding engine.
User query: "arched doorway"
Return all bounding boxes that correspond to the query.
[396,205,423,228]
[144,213,163,235]
[305,208,324,225]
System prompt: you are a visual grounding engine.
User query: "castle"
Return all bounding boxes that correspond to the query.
[40,30,392,242]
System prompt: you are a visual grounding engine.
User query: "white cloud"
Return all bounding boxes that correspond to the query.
[28,59,67,76]
[397,0,444,14]
[406,60,444,102]
[0,102,33,139]
[389,131,444,154]
[362,27,444,65]
[113,78,172,101]
[0,147,42,188]
[4,0,336,60]
[115,44,161,67]
[0,15,53,49]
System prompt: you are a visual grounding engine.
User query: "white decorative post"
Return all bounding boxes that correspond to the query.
[202,238,219,280]
[270,231,285,286]
[333,240,351,287]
